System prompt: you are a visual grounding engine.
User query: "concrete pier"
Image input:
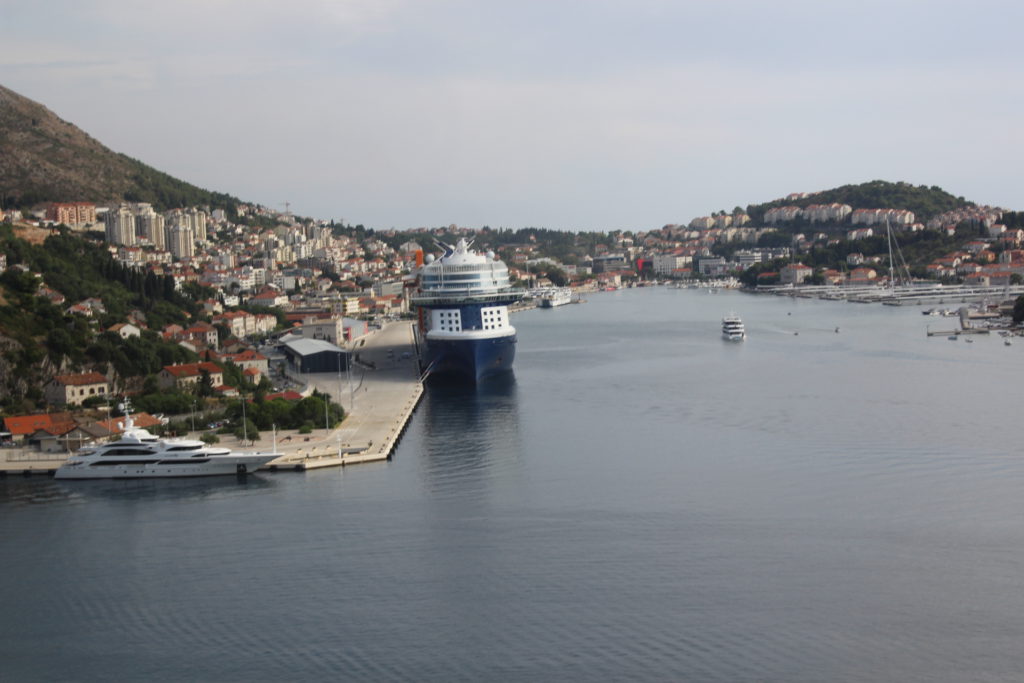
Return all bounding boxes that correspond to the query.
[260,320,423,471]
[0,450,65,476]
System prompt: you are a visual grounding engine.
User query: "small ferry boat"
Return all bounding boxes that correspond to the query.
[722,313,746,341]
[54,403,280,479]
[539,288,572,308]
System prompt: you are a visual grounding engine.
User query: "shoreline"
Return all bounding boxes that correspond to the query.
[0,321,425,477]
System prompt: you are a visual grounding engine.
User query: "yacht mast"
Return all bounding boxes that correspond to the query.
[886,218,896,297]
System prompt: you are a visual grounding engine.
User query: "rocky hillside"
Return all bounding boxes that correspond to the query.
[0,83,239,211]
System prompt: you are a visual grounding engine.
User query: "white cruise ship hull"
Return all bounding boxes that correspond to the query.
[54,453,279,479]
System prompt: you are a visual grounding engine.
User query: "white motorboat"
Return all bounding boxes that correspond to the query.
[54,404,279,479]
[722,313,746,341]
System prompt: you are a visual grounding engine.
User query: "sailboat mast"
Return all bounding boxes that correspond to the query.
[886,218,896,297]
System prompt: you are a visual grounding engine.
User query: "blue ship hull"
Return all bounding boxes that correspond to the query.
[423,334,517,382]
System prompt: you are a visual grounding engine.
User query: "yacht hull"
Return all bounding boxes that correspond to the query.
[53,453,279,479]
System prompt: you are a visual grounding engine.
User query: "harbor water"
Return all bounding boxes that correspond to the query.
[4,287,1024,681]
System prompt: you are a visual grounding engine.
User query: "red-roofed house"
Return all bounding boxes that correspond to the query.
[849,267,878,284]
[780,263,812,285]
[822,269,844,285]
[44,372,110,406]
[179,322,219,349]
[964,273,990,287]
[214,349,269,377]
[246,287,288,308]
[999,250,1024,265]
[3,413,75,445]
[926,263,956,279]
[985,271,1015,287]
[157,362,224,391]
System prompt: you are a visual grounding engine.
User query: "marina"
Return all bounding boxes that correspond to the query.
[759,281,1024,306]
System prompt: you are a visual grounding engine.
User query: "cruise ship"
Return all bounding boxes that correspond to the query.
[411,238,523,382]
[722,313,746,341]
[54,405,280,479]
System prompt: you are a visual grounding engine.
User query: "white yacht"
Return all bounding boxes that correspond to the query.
[54,405,280,479]
[722,313,746,341]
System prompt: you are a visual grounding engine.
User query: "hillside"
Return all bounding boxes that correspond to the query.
[0,84,239,211]
[0,226,200,413]
[747,180,973,224]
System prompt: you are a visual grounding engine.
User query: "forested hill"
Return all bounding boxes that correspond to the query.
[747,180,973,223]
[0,226,199,412]
[0,83,240,211]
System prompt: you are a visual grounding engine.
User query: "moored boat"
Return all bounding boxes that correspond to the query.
[539,288,572,308]
[411,238,523,382]
[54,403,279,479]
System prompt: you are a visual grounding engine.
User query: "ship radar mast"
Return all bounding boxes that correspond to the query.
[433,237,475,258]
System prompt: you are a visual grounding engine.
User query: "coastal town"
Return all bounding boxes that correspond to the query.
[9,6,1024,679]
[3,183,1024,474]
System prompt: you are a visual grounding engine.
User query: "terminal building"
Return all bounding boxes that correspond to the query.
[281,338,350,374]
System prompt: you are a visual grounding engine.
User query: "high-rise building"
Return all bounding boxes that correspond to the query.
[168,224,195,260]
[166,208,209,243]
[104,205,136,246]
[189,208,208,242]
[135,205,166,249]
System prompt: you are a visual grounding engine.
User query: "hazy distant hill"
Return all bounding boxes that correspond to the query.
[747,180,973,224]
[0,84,239,211]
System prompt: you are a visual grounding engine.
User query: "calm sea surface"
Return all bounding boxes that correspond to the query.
[4,287,1024,681]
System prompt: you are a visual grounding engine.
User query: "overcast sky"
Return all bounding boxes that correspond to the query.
[3,0,1022,231]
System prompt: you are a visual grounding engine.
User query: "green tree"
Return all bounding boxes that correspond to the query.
[196,368,215,397]
[233,418,259,443]
[1013,295,1024,324]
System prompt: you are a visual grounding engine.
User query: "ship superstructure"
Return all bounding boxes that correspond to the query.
[411,238,523,381]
